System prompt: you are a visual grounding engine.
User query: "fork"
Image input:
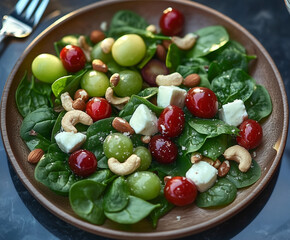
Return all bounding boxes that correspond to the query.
[0,0,50,43]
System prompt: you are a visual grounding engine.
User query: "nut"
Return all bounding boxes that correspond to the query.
[156,44,167,62]
[172,33,198,50]
[105,87,130,110]
[72,98,86,111]
[28,149,44,164]
[141,135,151,144]
[90,30,105,44]
[100,37,115,54]
[164,176,172,184]
[218,160,230,177]
[213,159,222,169]
[92,59,108,73]
[112,117,135,135]
[146,24,157,33]
[110,73,120,87]
[78,35,92,61]
[162,39,172,50]
[74,89,89,102]
[183,73,201,88]
[61,110,93,133]
[190,152,202,163]
[156,72,183,86]
[108,154,141,176]
[60,92,74,111]
[202,157,221,169]
[223,145,252,172]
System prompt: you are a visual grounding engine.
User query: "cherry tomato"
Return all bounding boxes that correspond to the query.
[164,176,197,206]
[236,119,263,149]
[69,149,97,177]
[148,135,178,164]
[159,8,185,36]
[60,45,86,72]
[185,87,218,118]
[158,105,185,138]
[86,97,112,122]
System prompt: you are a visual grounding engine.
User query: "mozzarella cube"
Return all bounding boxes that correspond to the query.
[129,104,158,136]
[55,131,87,153]
[219,99,248,126]
[157,86,187,108]
[186,161,218,192]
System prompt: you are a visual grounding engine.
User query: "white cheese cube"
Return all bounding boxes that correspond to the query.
[55,131,87,153]
[186,161,218,192]
[157,86,187,108]
[219,99,248,126]
[129,104,158,136]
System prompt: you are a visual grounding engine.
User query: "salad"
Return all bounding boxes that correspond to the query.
[16,8,272,227]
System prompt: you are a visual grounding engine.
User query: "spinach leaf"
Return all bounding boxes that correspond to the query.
[226,159,261,188]
[25,132,51,151]
[138,41,157,69]
[103,177,129,213]
[35,144,77,195]
[137,87,158,99]
[245,84,272,121]
[119,95,164,117]
[188,118,239,138]
[211,68,256,104]
[69,179,106,225]
[104,196,160,224]
[88,169,115,184]
[196,178,237,207]
[16,73,52,117]
[51,111,65,143]
[166,43,184,72]
[20,107,57,141]
[187,26,229,58]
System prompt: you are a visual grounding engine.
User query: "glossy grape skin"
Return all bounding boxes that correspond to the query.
[68,149,98,177]
[103,133,133,162]
[127,171,161,200]
[113,70,143,97]
[91,42,113,63]
[164,176,197,206]
[112,34,146,66]
[159,8,185,36]
[185,87,218,118]
[149,135,178,164]
[86,97,112,122]
[236,119,263,149]
[80,70,109,97]
[60,45,86,72]
[158,105,185,138]
[31,53,67,83]
[133,146,152,171]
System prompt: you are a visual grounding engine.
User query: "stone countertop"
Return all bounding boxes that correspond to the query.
[0,0,289,239]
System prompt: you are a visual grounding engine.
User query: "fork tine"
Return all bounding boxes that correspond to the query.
[25,0,40,20]
[15,0,30,15]
[33,0,49,26]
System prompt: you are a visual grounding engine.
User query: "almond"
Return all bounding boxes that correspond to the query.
[28,149,44,164]
[74,89,89,102]
[72,98,86,111]
[183,73,201,88]
[92,59,108,73]
[110,73,120,87]
[218,160,230,177]
[112,117,135,135]
[162,39,172,50]
[90,30,105,44]
[156,44,167,62]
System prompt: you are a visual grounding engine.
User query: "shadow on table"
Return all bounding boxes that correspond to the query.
[9,161,280,240]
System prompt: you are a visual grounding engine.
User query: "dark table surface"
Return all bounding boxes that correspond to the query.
[0,0,290,239]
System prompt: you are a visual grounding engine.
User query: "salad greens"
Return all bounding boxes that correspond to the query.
[15,9,272,228]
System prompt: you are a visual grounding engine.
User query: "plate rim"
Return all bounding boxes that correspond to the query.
[1,0,289,239]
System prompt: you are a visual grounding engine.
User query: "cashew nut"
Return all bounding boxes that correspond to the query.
[61,92,74,111]
[61,110,93,133]
[146,24,157,33]
[172,33,198,50]
[78,35,92,61]
[223,145,252,172]
[108,154,141,176]
[100,37,115,54]
[156,72,183,86]
[105,87,130,110]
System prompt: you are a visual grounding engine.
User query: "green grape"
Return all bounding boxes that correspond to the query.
[80,70,109,97]
[31,53,67,83]
[103,133,133,162]
[112,34,146,66]
[91,42,113,63]
[133,146,152,171]
[113,70,143,97]
[127,171,161,200]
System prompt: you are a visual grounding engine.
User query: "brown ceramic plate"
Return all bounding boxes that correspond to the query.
[1,0,288,239]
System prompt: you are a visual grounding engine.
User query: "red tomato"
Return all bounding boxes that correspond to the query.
[86,97,112,122]
[60,45,86,72]
[236,119,263,149]
[69,149,97,177]
[185,87,218,118]
[158,105,185,138]
[164,176,197,206]
[149,135,178,164]
[159,8,184,36]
